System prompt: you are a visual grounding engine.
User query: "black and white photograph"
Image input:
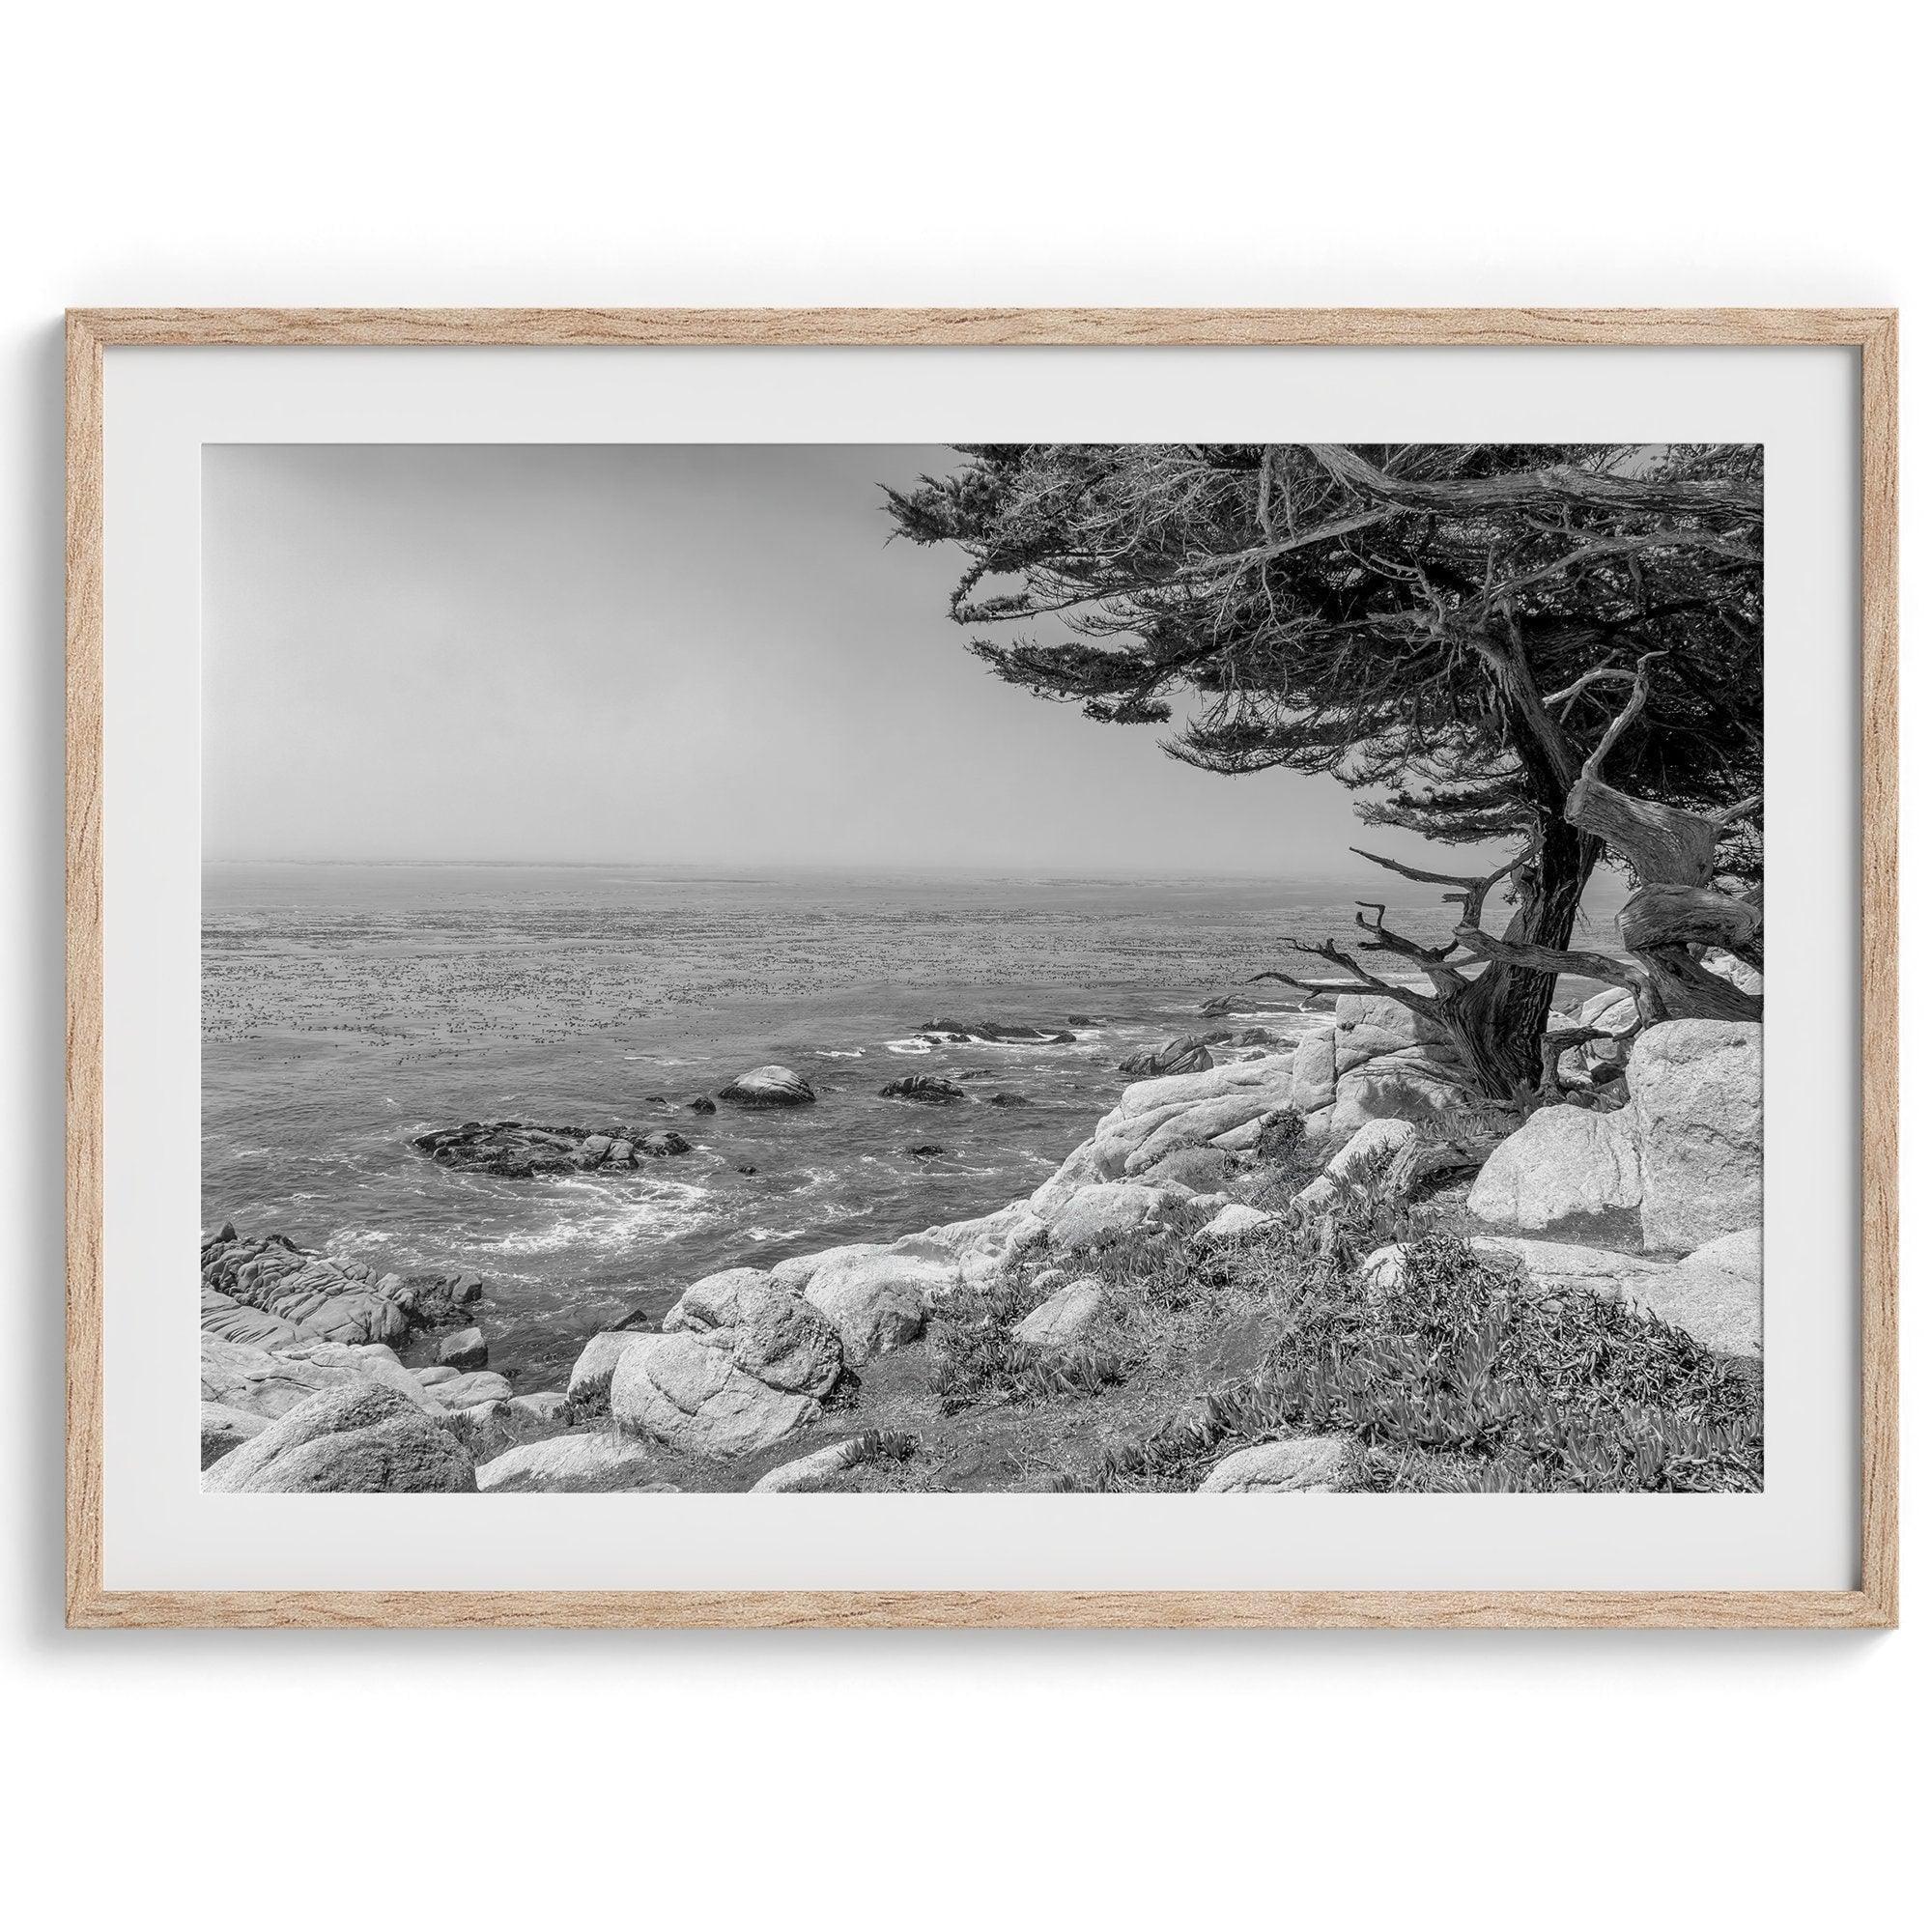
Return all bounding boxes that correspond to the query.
[16,9,1923,1927]
[199,440,1767,1497]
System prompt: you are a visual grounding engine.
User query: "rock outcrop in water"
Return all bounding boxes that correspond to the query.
[197,1220,611,1492]
[412,1121,691,1177]
[201,1223,481,1349]
[919,1017,1075,1045]
[717,1065,817,1107]
[1117,1032,1228,1078]
[880,1073,965,1103]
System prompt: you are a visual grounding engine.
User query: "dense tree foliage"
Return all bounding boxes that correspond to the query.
[886,443,1763,1094]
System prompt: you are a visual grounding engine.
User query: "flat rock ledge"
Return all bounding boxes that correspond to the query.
[412,1122,692,1177]
[202,1222,482,1350]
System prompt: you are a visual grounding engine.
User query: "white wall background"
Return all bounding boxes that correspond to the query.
[1,4,1921,1925]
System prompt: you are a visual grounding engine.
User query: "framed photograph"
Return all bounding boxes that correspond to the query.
[66,308,1897,1629]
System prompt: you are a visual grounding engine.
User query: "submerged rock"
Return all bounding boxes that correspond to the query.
[718,1065,817,1107]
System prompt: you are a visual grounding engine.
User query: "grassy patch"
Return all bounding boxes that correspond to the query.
[1093,1230,1761,1494]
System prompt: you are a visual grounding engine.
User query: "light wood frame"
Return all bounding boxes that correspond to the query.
[65,307,1899,1631]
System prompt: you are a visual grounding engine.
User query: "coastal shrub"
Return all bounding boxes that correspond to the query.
[1094,1234,1761,1494]
[1232,1130,1332,1217]
[1252,1107,1306,1165]
[1078,1226,1237,1314]
[927,1272,1130,1411]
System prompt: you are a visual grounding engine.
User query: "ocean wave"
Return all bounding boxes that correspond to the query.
[883,1037,934,1055]
[810,1048,867,1059]
[793,1164,853,1192]
[486,1175,716,1256]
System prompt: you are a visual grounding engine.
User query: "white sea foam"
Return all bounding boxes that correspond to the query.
[884,1037,934,1055]
[488,1176,715,1256]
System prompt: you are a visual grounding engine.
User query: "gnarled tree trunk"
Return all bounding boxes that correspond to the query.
[1454,658,1763,1030]
[1431,814,1599,1094]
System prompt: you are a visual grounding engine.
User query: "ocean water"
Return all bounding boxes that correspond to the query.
[202,862,1447,1385]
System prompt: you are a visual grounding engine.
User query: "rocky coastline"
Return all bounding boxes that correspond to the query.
[201,973,1765,1494]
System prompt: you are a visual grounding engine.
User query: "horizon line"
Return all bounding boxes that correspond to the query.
[199,854,1416,883]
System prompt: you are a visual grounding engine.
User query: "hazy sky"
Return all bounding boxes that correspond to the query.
[202,443,1458,878]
